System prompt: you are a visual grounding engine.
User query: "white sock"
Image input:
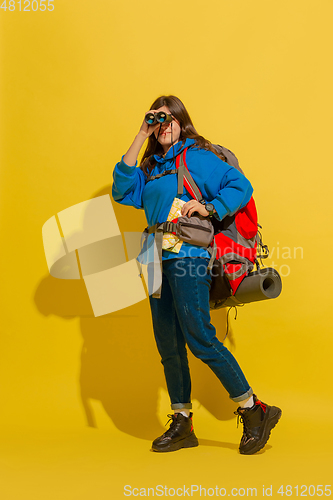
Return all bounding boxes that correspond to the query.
[239,396,254,409]
[174,409,190,418]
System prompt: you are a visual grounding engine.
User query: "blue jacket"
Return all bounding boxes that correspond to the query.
[112,138,253,260]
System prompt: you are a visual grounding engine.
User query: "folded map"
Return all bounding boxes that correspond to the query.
[162,198,186,253]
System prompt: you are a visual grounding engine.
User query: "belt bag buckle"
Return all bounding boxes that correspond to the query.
[163,221,176,234]
[177,216,214,247]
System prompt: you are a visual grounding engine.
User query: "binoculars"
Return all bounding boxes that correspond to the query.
[145,111,173,125]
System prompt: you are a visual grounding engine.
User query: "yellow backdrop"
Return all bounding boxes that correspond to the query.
[1,0,332,498]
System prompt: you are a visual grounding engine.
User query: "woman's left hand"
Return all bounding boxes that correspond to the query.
[181,200,209,218]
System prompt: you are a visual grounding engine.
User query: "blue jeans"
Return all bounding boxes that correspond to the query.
[149,258,253,410]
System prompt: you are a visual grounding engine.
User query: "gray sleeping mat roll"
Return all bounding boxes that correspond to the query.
[222,267,282,307]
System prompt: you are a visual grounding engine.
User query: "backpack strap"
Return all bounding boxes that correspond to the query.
[143,147,221,298]
[142,221,179,299]
[146,169,177,183]
[177,148,216,272]
[176,148,205,202]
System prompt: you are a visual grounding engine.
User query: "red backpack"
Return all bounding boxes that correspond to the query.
[175,145,268,308]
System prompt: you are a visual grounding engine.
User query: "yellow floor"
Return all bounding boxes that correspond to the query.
[1,298,331,500]
[1,390,331,500]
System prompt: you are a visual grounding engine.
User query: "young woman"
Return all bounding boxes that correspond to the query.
[112,95,281,455]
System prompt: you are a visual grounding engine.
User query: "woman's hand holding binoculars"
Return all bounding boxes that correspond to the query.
[138,110,161,139]
[123,109,174,166]
[123,110,161,166]
[139,110,174,138]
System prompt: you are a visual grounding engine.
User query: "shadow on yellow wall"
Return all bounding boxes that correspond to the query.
[35,187,239,442]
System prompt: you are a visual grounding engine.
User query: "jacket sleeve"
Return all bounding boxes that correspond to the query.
[112,155,146,209]
[204,159,254,222]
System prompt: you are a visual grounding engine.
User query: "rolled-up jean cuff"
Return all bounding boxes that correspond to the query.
[171,402,193,410]
[229,387,253,403]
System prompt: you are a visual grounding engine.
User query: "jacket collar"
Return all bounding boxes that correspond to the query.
[154,138,196,164]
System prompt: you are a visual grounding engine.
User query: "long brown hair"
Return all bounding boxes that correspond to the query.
[140,95,225,176]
